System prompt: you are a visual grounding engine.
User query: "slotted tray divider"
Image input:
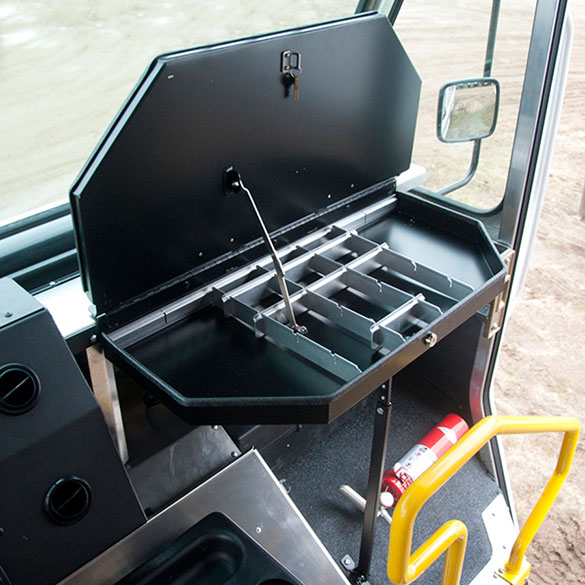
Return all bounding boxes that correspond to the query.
[212,225,472,381]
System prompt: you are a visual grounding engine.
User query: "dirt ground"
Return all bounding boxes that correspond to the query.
[494,1,585,582]
[1,1,584,583]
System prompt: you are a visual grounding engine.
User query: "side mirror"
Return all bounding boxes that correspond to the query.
[437,78,500,143]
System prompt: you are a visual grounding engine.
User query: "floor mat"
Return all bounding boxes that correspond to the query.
[278,377,501,585]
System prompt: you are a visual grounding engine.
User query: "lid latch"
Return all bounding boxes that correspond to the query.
[281,50,302,101]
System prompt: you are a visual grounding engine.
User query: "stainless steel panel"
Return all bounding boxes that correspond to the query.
[58,450,350,585]
[128,425,240,514]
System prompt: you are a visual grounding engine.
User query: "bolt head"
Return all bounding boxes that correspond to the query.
[377,407,384,415]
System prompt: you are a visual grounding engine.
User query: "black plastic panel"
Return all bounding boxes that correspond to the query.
[0,280,145,585]
[71,13,420,316]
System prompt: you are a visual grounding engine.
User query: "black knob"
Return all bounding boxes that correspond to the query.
[0,365,40,415]
[223,166,243,195]
[45,477,92,525]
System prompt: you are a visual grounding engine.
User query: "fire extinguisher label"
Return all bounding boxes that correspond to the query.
[400,444,438,481]
[437,425,458,445]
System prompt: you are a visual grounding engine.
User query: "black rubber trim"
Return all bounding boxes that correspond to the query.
[0,208,79,293]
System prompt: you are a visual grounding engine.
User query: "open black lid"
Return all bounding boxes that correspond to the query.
[71,12,420,317]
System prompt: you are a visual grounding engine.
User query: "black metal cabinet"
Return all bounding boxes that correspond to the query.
[71,13,505,425]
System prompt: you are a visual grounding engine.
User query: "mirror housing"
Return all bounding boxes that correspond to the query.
[437,78,500,143]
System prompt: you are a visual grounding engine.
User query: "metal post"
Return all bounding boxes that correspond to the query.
[351,381,393,583]
[86,344,129,463]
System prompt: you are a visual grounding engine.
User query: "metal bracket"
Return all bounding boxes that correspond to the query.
[341,555,371,585]
[496,557,532,585]
[485,249,515,339]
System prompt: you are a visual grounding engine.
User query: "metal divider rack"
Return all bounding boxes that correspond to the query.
[214,197,472,381]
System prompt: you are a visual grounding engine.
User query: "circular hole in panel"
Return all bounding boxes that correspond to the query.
[44,477,92,525]
[0,364,40,414]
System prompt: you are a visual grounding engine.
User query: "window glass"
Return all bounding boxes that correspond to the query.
[394,0,537,209]
[0,1,356,225]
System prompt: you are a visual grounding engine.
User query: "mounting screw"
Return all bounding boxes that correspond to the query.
[377,407,384,415]
[4,312,13,318]
[256,526,262,534]
[89,334,97,344]
[211,425,219,430]
[231,451,238,458]
[423,332,438,347]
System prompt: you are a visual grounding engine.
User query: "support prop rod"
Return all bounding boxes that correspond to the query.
[223,167,305,334]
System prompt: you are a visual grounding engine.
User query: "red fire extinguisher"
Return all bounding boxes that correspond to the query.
[380,414,469,509]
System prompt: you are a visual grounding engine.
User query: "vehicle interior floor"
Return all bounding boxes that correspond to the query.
[277,372,502,585]
[113,359,501,585]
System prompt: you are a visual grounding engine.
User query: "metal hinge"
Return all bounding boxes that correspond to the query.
[485,248,515,338]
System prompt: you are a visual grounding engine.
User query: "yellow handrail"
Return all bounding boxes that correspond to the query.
[387,415,580,585]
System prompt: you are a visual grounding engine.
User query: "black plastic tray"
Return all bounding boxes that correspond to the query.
[115,512,302,585]
[102,193,505,424]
